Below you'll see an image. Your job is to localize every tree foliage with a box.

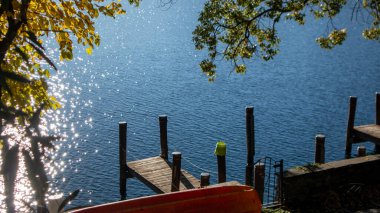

[193,0,380,80]
[0,0,139,212]
[0,0,140,116]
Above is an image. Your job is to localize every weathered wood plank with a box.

[353,124,380,144]
[127,170,163,194]
[127,156,164,166]
[127,156,200,193]
[130,165,171,174]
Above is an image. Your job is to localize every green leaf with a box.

[14,46,30,65]
[0,76,13,96]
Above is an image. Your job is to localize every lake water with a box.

[42,0,380,208]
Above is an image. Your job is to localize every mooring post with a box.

[159,115,168,160]
[215,141,226,183]
[376,92,380,125]
[274,159,284,205]
[279,160,284,205]
[315,134,325,164]
[171,152,182,192]
[376,92,380,153]
[119,121,127,200]
[254,163,265,203]
[200,172,210,188]
[357,146,366,157]
[345,96,357,158]
[245,106,254,186]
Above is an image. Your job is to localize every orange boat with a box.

[73,185,261,213]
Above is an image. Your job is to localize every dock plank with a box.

[353,124,380,144]
[127,156,200,194]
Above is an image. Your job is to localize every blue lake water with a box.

[47,0,380,208]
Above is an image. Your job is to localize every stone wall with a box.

[283,155,380,212]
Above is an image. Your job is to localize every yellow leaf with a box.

[86,47,93,55]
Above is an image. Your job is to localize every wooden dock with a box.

[118,111,258,201]
[353,124,380,144]
[119,115,207,199]
[346,92,380,157]
[127,156,200,194]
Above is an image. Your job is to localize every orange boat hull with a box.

[73,185,261,213]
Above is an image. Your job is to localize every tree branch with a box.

[0,0,31,64]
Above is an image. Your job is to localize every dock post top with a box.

[159,115,168,119]
[255,162,265,168]
[357,146,366,157]
[119,121,127,125]
[172,151,181,156]
[246,106,254,113]
[201,172,210,177]
[349,96,357,100]
[200,173,210,187]
[316,134,325,140]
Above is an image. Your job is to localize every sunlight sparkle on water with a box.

[1,54,94,211]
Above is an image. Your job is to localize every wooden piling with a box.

[254,163,265,203]
[200,173,210,188]
[245,106,254,186]
[376,92,380,153]
[215,142,226,183]
[159,115,168,160]
[357,146,366,157]
[171,152,182,192]
[376,92,380,125]
[315,134,325,164]
[278,160,284,205]
[345,96,357,158]
[119,122,127,200]
[275,160,284,205]
[217,156,226,183]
